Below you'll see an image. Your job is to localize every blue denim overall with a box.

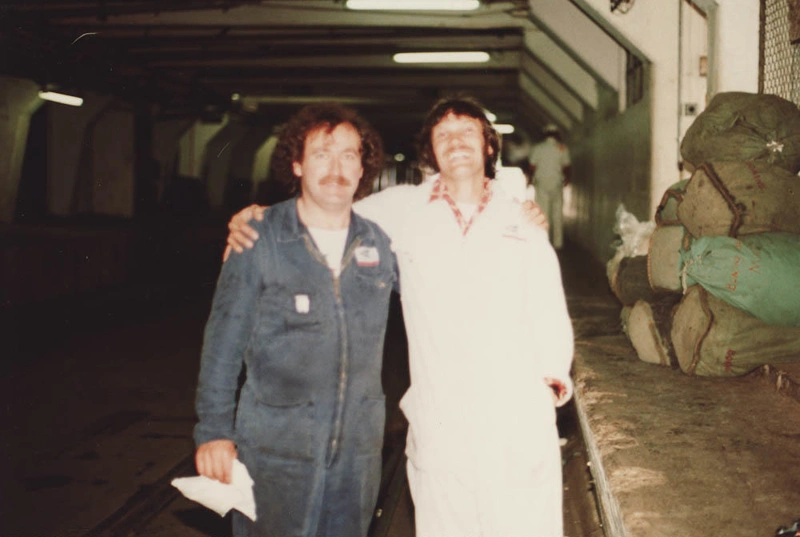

[194,198,397,537]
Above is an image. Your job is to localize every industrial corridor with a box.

[1,2,799,536]
[2,229,798,537]
[0,234,604,537]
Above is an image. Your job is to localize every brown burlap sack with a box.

[680,92,800,173]
[647,224,690,292]
[610,255,659,306]
[654,179,689,226]
[671,285,800,377]
[627,295,681,367]
[620,304,633,333]
[677,161,800,238]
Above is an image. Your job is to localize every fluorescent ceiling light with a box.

[38,91,83,107]
[494,123,515,134]
[347,0,480,10]
[393,51,490,64]
[484,110,497,122]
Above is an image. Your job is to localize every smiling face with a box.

[430,112,493,183]
[292,122,364,214]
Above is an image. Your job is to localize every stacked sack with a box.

[612,92,800,377]
[607,205,681,369]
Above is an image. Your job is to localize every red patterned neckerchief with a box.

[428,176,493,235]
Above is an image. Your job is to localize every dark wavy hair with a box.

[416,95,501,179]
[272,103,384,201]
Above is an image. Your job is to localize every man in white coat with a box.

[226,97,574,537]
[528,123,571,250]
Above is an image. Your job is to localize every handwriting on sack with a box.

[724,349,736,372]
[724,250,761,293]
[726,255,742,292]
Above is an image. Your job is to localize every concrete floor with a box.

[2,238,797,537]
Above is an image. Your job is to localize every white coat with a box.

[355,179,574,536]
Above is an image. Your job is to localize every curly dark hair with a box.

[271,103,384,201]
[416,94,501,179]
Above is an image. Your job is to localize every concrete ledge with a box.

[574,334,800,537]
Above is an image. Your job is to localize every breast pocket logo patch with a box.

[502,224,526,242]
[354,246,380,267]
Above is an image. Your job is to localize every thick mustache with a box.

[320,175,352,186]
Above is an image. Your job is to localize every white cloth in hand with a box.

[171,458,256,521]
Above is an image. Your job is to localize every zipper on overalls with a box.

[319,236,362,467]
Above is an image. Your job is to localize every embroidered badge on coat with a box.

[354,246,380,266]
[502,224,527,242]
[294,294,310,314]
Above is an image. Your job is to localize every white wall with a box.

[177,118,228,178]
[48,94,112,215]
[0,77,41,223]
[523,30,600,110]
[153,117,194,197]
[530,1,623,91]
[579,1,684,218]
[91,107,135,217]
[569,94,652,261]
[202,121,249,209]
[1,81,142,220]
[525,1,687,260]
[678,2,710,144]
[708,0,760,95]
[563,0,758,262]
[253,134,278,190]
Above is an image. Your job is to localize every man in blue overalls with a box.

[193,103,397,537]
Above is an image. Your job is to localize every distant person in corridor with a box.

[226,96,574,537]
[194,102,397,537]
[529,123,571,250]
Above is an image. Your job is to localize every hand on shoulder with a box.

[223,204,268,261]
[521,200,548,231]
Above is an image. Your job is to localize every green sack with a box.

[680,92,800,173]
[681,233,800,326]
